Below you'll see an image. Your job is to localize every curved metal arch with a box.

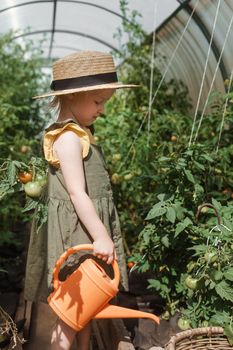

[0,0,127,21]
[12,29,119,53]
[0,0,128,58]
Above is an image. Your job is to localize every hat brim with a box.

[33,82,140,99]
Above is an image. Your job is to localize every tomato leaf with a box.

[194,183,204,194]
[148,279,160,290]
[161,234,169,248]
[157,193,166,201]
[215,281,233,301]
[166,207,176,223]
[211,198,221,210]
[224,324,233,346]
[224,268,233,282]
[201,154,214,162]
[22,198,38,212]
[184,169,195,183]
[7,161,17,186]
[145,202,166,220]
[175,217,192,237]
[193,160,205,171]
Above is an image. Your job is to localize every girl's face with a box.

[68,89,116,126]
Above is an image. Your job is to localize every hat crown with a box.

[53,51,116,81]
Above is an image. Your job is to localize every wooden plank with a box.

[22,300,32,341]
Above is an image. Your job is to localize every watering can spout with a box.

[94,304,160,325]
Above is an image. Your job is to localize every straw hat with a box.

[33,51,139,98]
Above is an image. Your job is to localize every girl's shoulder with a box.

[43,119,90,166]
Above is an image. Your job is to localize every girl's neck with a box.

[57,102,76,123]
[56,114,87,131]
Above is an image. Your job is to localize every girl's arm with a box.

[53,130,115,264]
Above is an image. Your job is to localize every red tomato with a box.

[127,262,135,269]
[18,171,32,184]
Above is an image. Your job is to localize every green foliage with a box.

[0,31,48,281]
[95,0,193,247]
[94,0,233,343]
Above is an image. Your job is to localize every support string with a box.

[188,0,221,147]
[193,10,233,143]
[147,0,158,147]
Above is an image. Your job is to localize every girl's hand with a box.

[93,236,116,264]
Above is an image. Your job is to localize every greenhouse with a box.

[0,1,233,350]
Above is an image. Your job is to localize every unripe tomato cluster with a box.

[18,170,47,198]
[204,251,217,263]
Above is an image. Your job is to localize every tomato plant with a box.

[93,2,233,343]
[0,30,49,292]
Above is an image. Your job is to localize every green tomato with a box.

[112,153,121,161]
[187,261,196,273]
[111,173,121,184]
[24,181,43,198]
[162,310,170,320]
[124,173,134,180]
[201,320,209,327]
[185,275,198,290]
[178,318,191,330]
[204,252,217,263]
[36,173,48,186]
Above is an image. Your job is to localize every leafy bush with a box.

[0,31,48,290]
[95,0,233,343]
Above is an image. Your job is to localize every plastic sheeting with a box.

[1,1,233,110]
[155,0,233,110]
[0,0,179,59]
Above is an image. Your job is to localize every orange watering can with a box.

[48,244,160,331]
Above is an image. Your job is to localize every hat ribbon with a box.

[50,72,118,91]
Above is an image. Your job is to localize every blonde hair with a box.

[48,95,63,114]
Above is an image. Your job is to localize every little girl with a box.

[24,51,138,349]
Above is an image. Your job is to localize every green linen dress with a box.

[24,120,128,303]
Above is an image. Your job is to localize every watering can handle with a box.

[52,244,120,290]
